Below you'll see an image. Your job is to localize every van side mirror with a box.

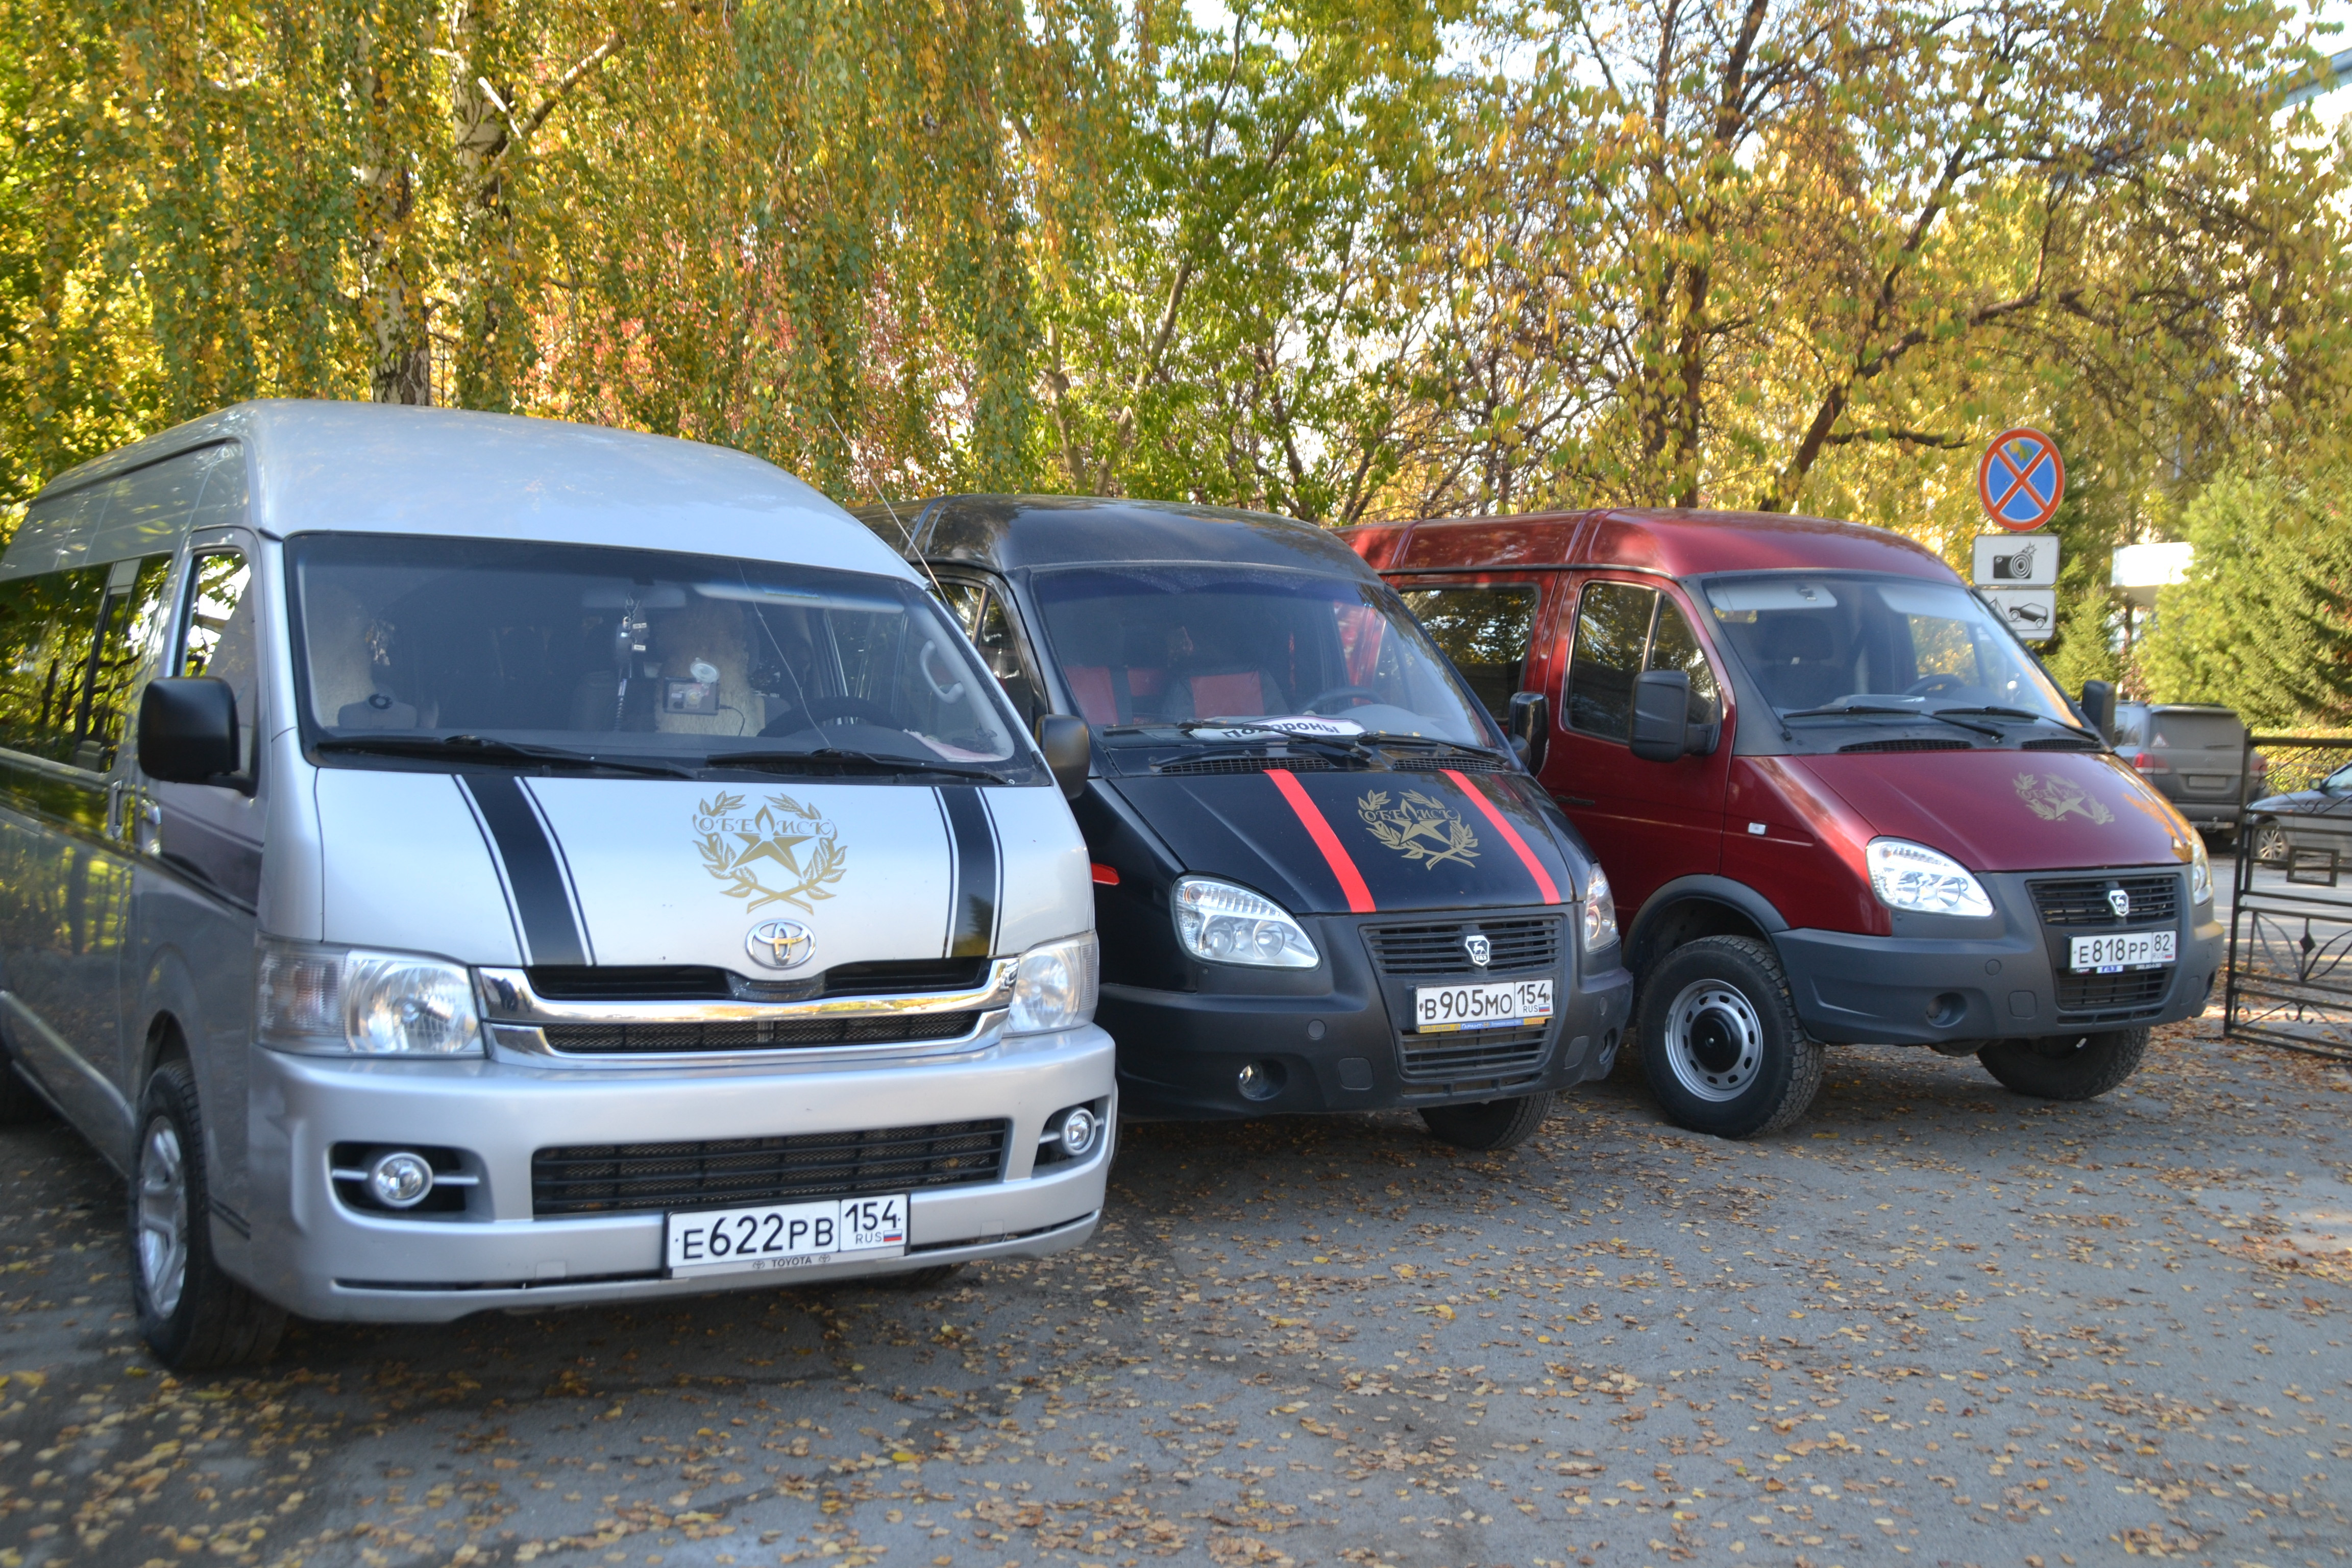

[138,677,241,785]
[1630,669,1697,763]
[2079,679,2117,741]
[1507,693,1549,772]
[1035,714,1091,800]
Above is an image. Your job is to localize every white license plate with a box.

[1412,978,1554,1034]
[2069,930,2177,974]
[665,1194,907,1278]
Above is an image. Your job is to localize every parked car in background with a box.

[2244,762,2352,868]
[853,495,1634,1152]
[2110,702,2255,846]
[1345,508,2223,1138]
[0,402,1115,1369]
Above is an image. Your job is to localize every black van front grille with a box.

[2054,968,2172,1017]
[539,1012,976,1055]
[532,1120,1009,1217]
[1398,1027,1550,1083]
[2029,875,2180,928]
[1364,917,1562,977]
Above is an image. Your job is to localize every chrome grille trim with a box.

[477,958,1018,1025]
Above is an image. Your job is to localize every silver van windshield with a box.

[287,534,1020,771]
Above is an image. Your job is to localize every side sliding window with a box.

[74,556,175,772]
[0,567,110,765]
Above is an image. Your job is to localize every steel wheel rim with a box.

[1663,979,1764,1102]
[137,1116,188,1318]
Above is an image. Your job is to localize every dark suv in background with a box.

[2111,702,2253,846]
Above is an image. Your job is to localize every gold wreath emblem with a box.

[2012,772,2113,825]
[693,791,848,912]
[1357,788,1480,870]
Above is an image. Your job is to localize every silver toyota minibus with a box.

[0,401,1114,1367]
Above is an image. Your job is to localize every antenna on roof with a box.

[819,406,949,603]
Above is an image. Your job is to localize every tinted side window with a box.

[1399,585,1539,722]
[178,552,258,774]
[1565,581,1656,741]
[1647,597,1722,726]
[0,567,110,763]
[76,557,175,771]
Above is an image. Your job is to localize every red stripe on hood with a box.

[1267,769,1376,913]
[1447,770,1561,904]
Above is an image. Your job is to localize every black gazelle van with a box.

[855,496,1632,1149]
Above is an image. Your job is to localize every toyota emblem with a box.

[2107,888,2130,921]
[1463,933,1492,968]
[746,919,816,970]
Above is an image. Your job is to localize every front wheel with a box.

[2251,819,2287,864]
[130,1061,286,1370]
[1977,1027,2148,1101]
[1637,936,1823,1138]
[1420,1092,1553,1150]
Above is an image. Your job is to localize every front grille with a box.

[531,1119,1009,1217]
[1364,916,1563,976]
[539,1011,977,1055]
[2029,874,2180,928]
[1398,1026,1550,1083]
[1837,738,1971,753]
[2054,968,2171,1016]
[1156,754,1335,776]
[527,957,988,1003]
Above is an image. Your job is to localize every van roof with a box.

[1344,507,1955,581]
[851,494,1385,579]
[18,399,912,582]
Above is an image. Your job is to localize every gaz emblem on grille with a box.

[2108,888,2131,920]
[1463,933,1492,967]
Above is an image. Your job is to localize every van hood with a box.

[1108,764,1584,916]
[1796,748,2196,872]
[313,770,1089,972]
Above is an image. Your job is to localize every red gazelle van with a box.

[1344,509,2222,1138]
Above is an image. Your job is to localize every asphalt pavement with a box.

[4,1004,2349,1568]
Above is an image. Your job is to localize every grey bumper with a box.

[236,1023,1116,1321]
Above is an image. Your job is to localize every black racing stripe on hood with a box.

[938,787,1001,959]
[459,773,589,966]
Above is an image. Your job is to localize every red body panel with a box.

[1801,750,2193,875]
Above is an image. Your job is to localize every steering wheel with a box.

[1303,684,1381,715]
[917,640,966,703]
[1903,672,1969,698]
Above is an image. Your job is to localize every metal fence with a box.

[2223,734,2352,1061]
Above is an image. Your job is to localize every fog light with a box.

[1236,1061,1284,1101]
[368,1150,435,1209]
[1058,1107,1099,1158]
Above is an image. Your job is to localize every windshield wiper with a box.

[1779,704,2004,739]
[704,746,1009,783]
[313,734,697,778]
[1932,705,2099,736]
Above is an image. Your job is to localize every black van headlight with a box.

[1173,876,1320,968]
[1582,867,1619,951]
[257,940,485,1057]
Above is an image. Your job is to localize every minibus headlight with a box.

[1007,933,1100,1035]
[2190,834,2213,905]
[257,940,485,1057]
[1582,867,1619,951]
[1865,838,1994,918]
[1173,876,1320,968]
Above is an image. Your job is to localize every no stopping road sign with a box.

[1978,428,2065,531]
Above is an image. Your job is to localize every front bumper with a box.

[1774,868,2222,1047]
[1103,905,1632,1119]
[236,1023,1116,1321]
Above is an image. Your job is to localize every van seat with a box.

[1064,665,1119,726]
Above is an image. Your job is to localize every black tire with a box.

[879,1263,964,1291]
[130,1061,286,1370]
[1636,935,1823,1139]
[1977,1027,2149,1101]
[2251,819,2287,864]
[1420,1092,1553,1151]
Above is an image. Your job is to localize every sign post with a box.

[1973,429,2064,641]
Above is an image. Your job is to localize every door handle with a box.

[1565,796,1597,808]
